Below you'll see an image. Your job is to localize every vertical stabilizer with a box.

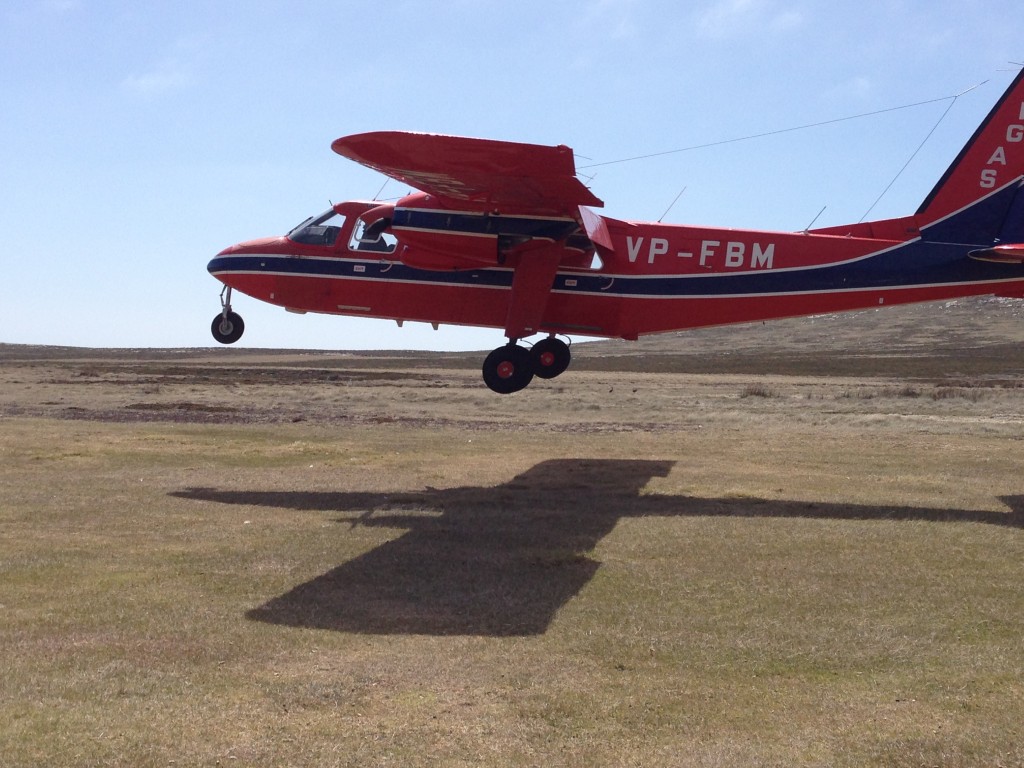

[916,69,1024,235]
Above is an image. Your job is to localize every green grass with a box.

[3,414,1024,766]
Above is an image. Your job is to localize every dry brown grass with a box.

[3,325,1024,766]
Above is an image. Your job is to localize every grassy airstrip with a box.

[3,301,1024,766]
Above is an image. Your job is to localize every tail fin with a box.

[916,69,1024,244]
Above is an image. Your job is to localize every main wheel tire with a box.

[482,345,535,394]
[211,311,245,344]
[531,337,571,379]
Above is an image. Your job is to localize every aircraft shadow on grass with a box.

[172,459,1024,637]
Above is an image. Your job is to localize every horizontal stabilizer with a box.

[968,243,1024,263]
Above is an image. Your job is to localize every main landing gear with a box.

[482,336,571,394]
[211,286,244,344]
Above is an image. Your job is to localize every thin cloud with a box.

[696,0,803,40]
[41,0,81,12]
[769,9,803,33]
[121,61,190,97]
[583,0,641,40]
[834,76,874,100]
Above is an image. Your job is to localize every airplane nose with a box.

[207,245,235,276]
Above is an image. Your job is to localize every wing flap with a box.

[332,131,603,213]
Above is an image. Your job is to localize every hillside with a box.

[4,295,1024,379]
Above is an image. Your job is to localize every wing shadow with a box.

[171,459,1024,637]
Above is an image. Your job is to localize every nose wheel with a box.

[211,312,244,344]
[211,286,245,344]
[482,336,571,393]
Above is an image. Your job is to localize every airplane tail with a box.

[914,68,1024,246]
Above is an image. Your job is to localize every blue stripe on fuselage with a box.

[920,180,1022,245]
[391,208,580,241]
[207,255,515,289]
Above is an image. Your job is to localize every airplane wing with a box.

[331,131,603,213]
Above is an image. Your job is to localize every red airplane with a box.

[209,69,1024,393]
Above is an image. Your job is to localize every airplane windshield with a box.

[287,209,345,246]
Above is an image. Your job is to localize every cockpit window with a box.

[349,215,397,254]
[287,209,345,246]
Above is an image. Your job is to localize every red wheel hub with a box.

[496,360,516,379]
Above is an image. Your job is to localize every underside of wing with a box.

[332,131,603,214]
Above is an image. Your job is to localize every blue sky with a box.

[2,0,1021,350]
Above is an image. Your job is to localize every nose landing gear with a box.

[211,286,245,344]
[481,336,571,394]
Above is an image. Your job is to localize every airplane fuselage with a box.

[209,190,1024,342]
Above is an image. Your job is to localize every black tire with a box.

[482,345,534,394]
[211,311,244,344]
[531,337,571,379]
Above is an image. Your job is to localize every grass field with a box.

[3,303,1024,766]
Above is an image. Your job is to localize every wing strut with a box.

[503,250,562,340]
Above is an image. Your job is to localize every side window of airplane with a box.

[349,216,397,254]
[563,232,604,271]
